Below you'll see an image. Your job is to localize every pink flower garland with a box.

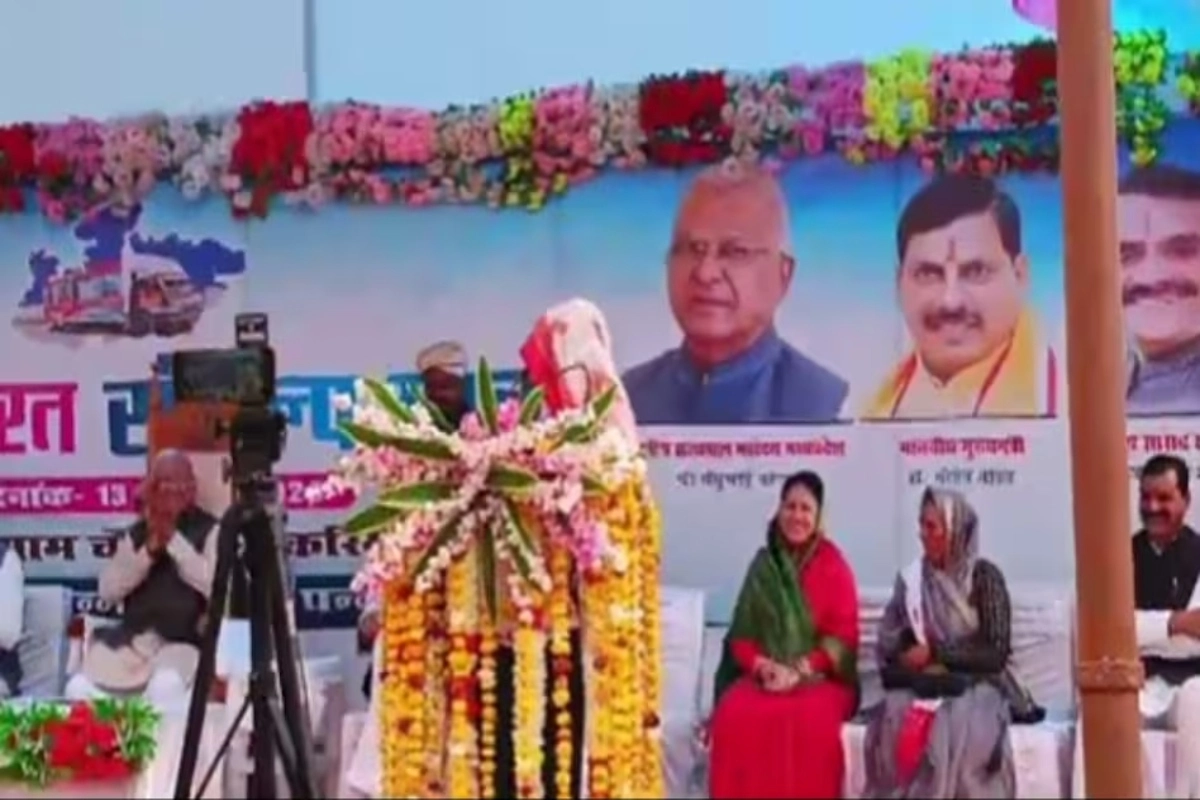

[0,31,1188,221]
[533,85,599,188]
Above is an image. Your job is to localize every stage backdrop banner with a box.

[7,122,1200,623]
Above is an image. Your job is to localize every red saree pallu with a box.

[708,535,860,799]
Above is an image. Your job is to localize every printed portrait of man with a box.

[1120,164,1200,415]
[861,174,1057,420]
[621,162,848,425]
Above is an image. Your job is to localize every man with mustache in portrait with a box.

[622,162,848,424]
[1120,165,1200,415]
[862,175,1057,420]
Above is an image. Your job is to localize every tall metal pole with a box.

[1055,0,1144,795]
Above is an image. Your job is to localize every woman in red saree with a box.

[709,470,861,799]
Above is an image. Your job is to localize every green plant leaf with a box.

[340,421,456,461]
[379,480,458,508]
[479,526,501,625]
[363,376,418,425]
[344,504,404,536]
[476,356,500,433]
[500,497,542,569]
[415,386,456,432]
[519,386,545,424]
[552,421,596,449]
[412,513,465,583]
[486,464,538,492]
[388,436,456,461]
[581,472,607,496]
[589,383,618,423]
[339,420,393,448]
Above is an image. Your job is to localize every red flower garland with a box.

[44,703,133,782]
[0,124,36,213]
[1011,40,1059,127]
[228,101,315,218]
[638,71,731,167]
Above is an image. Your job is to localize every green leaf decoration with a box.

[476,356,500,433]
[501,497,543,569]
[379,480,458,508]
[363,377,418,425]
[344,504,404,536]
[581,472,607,496]
[412,513,465,583]
[552,421,597,450]
[479,526,501,624]
[339,420,392,448]
[589,383,618,423]
[389,436,456,461]
[415,386,456,432]
[340,421,455,461]
[501,530,536,585]
[519,386,545,424]
[486,464,538,492]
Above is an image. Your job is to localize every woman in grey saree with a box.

[863,487,1044,799]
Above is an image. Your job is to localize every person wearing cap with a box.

[416,340,471,428]
[355,339,471,703]
[622,163,848,424]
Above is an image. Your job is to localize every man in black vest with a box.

[1132,453,1200,795]
[65,450,217,709]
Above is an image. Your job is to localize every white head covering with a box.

[416,340,467,375]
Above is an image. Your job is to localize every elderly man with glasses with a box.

[65,449,217,709]
[621,162,847,425]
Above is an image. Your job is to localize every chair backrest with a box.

[856,583,1077,716]
[698,583,1077,719]
[659,586,707,723]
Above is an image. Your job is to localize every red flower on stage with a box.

[1011,40,1058,127]
[0,123,36,213]
[638,71,731,167]
[228,100,315,218]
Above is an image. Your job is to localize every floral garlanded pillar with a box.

[320,359,664,800]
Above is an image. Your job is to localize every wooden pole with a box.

[1055,0,1145,796]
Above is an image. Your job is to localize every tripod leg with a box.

[265,538,319,799]
[246,530,279,800]
[173,511,239,800]
[266,699,304,796]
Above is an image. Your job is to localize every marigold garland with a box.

[9,29,1197,222]
[327,360,664,799]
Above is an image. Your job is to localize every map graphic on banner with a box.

[5,124,1200,625]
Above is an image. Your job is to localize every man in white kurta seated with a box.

[0,540,25,698]
[66,450,219,710]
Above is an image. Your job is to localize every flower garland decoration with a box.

[0,699,159,786]
[1010,38,1058,128]
[380,581,425,798]
[320,358,663,799]
[5,30,1200,222]
[638,71,731,167]
[1178,53,1200,113]
[862,49,934,154]
[224,101,314,218]
[1114,30,1170,166]
[0,124,36,213]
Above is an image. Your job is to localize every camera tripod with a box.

[172,496,318,799]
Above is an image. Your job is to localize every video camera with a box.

[171,313,287,483]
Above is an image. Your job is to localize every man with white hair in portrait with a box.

[66,449,218,709]
[622,162,848,424]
